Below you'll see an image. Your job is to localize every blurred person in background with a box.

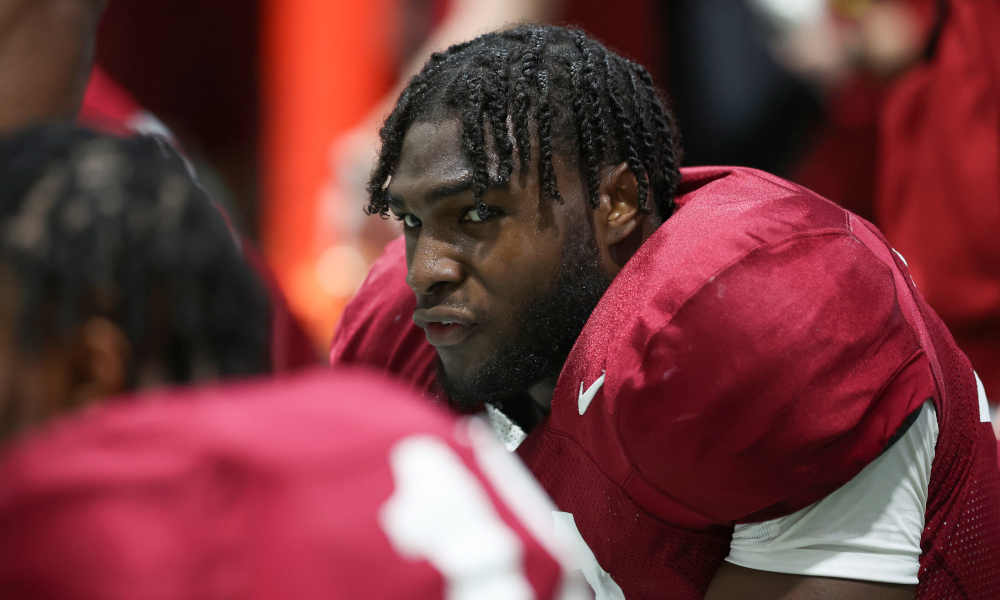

[778,0,932,222]
[332,24,1000,600]
[666,0,1000,404]
[0,368,589,600]
[874,0,1000,408]
[668,0,932,217]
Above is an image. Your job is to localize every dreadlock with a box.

[366,24,683,221]
[0,125,270,391]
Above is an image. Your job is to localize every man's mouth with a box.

[413,307,477,348]
[423,321,476,347]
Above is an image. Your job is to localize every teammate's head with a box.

[367,25,682,414]
[0,125,269,439]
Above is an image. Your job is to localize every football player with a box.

[0,124,273,439]
[331,25,1000,599]
[0,367,587,600]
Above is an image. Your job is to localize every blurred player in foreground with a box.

[0,368,586,600]
[0,125,269,438]
[331,25,1000,600]
[0,5,589,598]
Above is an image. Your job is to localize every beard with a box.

[437,218,613,417]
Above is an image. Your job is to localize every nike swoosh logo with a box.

[578,372,606,416]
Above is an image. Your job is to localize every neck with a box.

[499,387,550,433]
[528,375,558,412]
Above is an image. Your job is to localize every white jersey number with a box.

[380,435,535,600]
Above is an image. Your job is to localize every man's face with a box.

[386,119,611,409]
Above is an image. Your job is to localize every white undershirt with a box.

[727,401,938,585]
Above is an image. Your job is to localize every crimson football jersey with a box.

[331,166,1000,599]
[0,370,581,600]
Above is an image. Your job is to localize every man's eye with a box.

[461,207,497,223]
[398,214,421,228]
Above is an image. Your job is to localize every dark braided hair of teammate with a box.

[366,25,683,221]
[0,125,270,390]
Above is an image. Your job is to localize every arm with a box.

[0,0,107,133]
[706,563,915,600]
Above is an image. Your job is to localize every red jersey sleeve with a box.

[616,231,935,524]
[539,168,941,530]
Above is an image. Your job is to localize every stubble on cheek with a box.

[435,307,512,383]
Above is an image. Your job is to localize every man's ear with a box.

[594,162,643,271]
[600,162,641,244]
[68,316,131,409]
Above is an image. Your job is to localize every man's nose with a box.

[406,235,464,296]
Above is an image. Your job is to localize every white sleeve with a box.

[726,401,938,585]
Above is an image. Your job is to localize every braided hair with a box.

[0,125,269,386]
[366,24,683,222]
